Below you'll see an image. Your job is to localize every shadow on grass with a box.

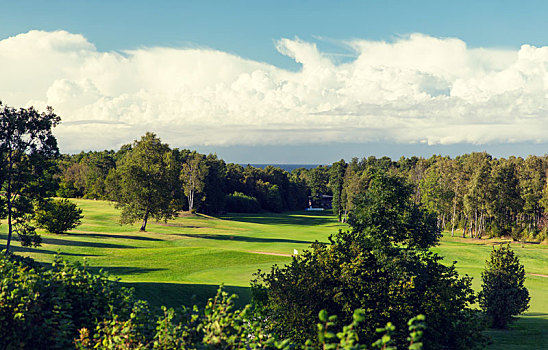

[75,233,164,242]
[88,266,166,276]
[176,233,313,244]
[156,223,201,229]
[219,211,335,226]
[41,237,135,249]
[125,282,251,310]
[5,244,102,257]
[484,313,548,349]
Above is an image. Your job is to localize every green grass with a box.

[1,199,547,349]
[0,199,343,306]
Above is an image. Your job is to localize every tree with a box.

[0,103,60,253]
[307,166,330,203]
[109,133,178,231]
[180,152,208,212]
[35,199,83,234]
[329,159,347,222]
[488,160,523,237]
[478,245,530,328]
[253,170,484,349]
[200,154,227,214]
[348,171,441,250]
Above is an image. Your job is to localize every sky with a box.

[2,1,548,163]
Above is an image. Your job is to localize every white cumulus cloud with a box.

[1,30,548,152]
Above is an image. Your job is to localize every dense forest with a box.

[55,136,309,215]
[54,135,548,242]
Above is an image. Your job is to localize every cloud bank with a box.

[1,30,548,152]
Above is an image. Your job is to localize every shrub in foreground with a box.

[251,172,485,349]
[1,254,428,349]
[0,252,137,349]
[252,233,485,350]
[75,290,427,349]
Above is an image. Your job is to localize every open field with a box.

[1,199,547,349]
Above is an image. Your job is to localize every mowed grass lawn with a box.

[1,199,547,349]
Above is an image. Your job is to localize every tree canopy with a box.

[0,103,60,253]
[252,169,483,349]
[478,245,530,328]
[108,132,178,231]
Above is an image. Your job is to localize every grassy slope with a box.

[1,199,547,349]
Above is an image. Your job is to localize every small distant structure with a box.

[293,249,299,255]
[306,195,332,211]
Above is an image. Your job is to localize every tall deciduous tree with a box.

[348,171,440,249]
[110,133,177,231]
[181,152,208,211]
[329,159,347,222]
[0,103,60,253]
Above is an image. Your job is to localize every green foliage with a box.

[0,251,429,349]
[225,192,261,213]
[252,170,484,349]
[0,252,137,349]
[307,165,331,202]
[56,151,117,200]
[199,154,227,214]
[0,103,60,252]
[75,285,427,350]
[329,159,347,222]
[35,198,84,234]
[478,245,530,328]
[251,232,483,349]
[108,133,179,231]
[348,171,441,249]
[180,152,208,211]
[266,184,283,213]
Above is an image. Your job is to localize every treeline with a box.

[326,153,548,241]
[52,133,548,241]
[54,134,309,214]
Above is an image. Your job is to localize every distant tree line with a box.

[54,133,310,217]
[50,132,548,241]
[326,153,548,242]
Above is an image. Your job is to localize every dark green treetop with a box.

[109,132,178,231]
[478,244,530,328]
[0,103,60,253]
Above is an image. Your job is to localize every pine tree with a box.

[478,245,530,328]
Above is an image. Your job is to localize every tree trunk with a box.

[140,209,149,231]
[5,196,12,254]
[474,210,478,238]
[188,189,194,211]
[4,147,13,255]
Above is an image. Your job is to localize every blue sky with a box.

[3,1,547,66]
[2,1,548,162]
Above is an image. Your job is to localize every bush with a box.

[225,192,261,213]
[252,172,485,349]
[0,253,138,349]
[251,232,484,349]
[1,254,428,349]
[478,244,530,328]
[76,288,427,349]
[35,198,84,234]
